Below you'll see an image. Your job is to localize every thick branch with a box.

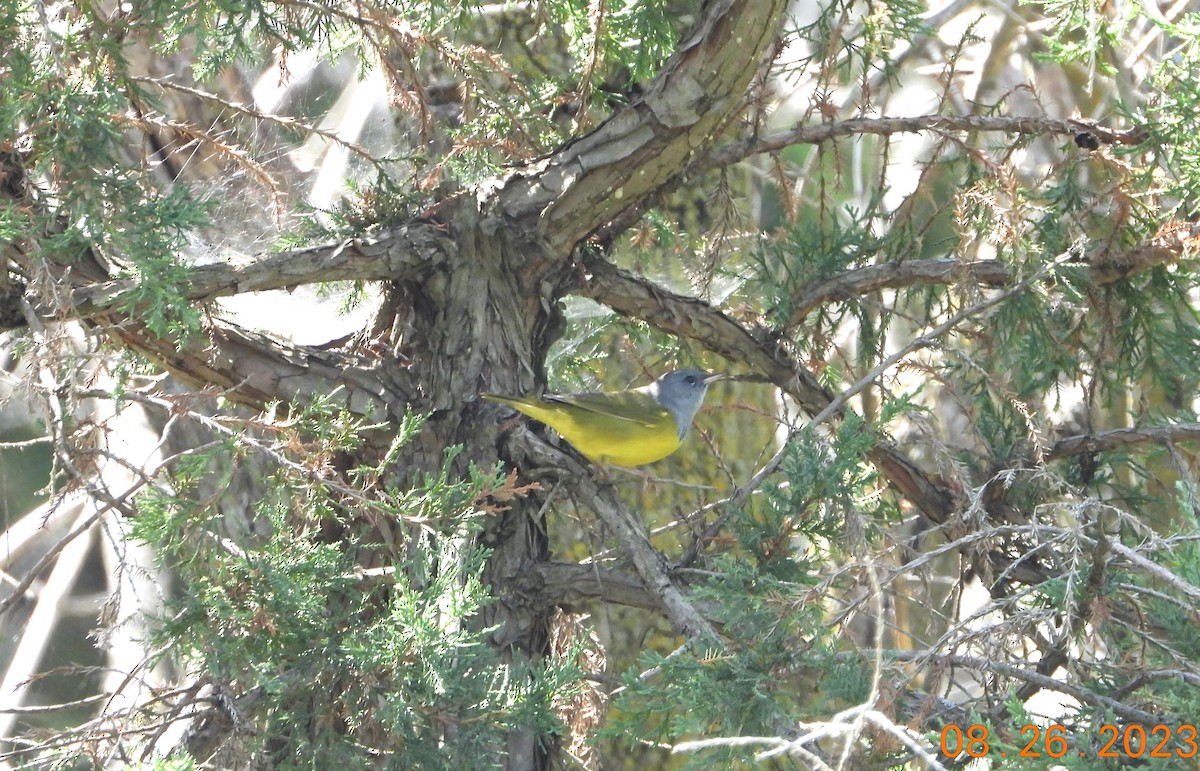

[1048,423,1200,461]
[66,222,449,322]
[497,0,788,254]
[578,255,958,522]
[102,317,413,417]
[579,256,833,413]
[790,259,1013,321]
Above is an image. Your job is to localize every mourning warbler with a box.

[483,369,725,466]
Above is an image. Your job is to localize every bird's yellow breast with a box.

[484,393,683,466]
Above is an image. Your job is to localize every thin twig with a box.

[130,76,382,165]
[706,114,1147,171]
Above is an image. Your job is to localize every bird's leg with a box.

[607,464,659,493]
[589,461,614,483]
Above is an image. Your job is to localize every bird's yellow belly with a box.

[484,393,685,466]
[558,421,682,466]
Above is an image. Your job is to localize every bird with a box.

[482,369,725,467]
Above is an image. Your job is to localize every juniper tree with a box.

[3,0,1200,769]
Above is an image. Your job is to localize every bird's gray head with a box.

[649,369,725,438]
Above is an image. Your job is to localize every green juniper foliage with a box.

[132,424,573,769]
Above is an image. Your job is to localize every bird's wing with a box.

[545,390,664,427]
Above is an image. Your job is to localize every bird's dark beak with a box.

[702,372,727,385]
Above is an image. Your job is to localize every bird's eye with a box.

[685,375,697,384]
